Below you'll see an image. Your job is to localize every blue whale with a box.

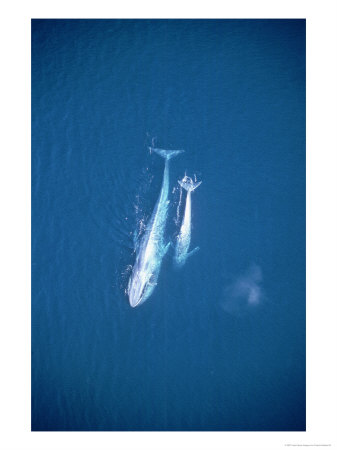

[128,147,184,307]
[174,175,202,268]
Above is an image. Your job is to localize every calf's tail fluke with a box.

[178,175,202,192]
[150,147,184,160]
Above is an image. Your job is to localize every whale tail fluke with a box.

[178,175,202,192]
[150,147,184,161]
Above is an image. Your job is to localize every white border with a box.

[0,1,336,449]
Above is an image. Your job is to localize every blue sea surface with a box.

[31,19,306,431]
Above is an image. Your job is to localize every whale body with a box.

[128,147,183,308]
[174,175,201,268]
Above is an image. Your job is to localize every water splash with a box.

[174,184,183,226]
[222,264,264,316]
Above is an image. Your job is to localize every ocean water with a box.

[31,19,306,431]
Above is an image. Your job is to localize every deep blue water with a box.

[31,19,306,431]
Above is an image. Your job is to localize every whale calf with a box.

[174,175,202,268]
[128,147,184,307]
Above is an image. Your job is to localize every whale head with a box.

[128,271,150,308]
